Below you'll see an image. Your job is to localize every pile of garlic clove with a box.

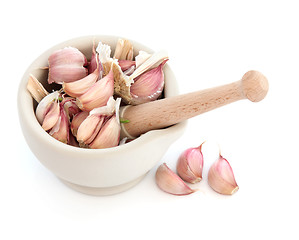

[155,142,239,196]
[27,38,169,149]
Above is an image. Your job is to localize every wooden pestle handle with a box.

[120,70,269,138]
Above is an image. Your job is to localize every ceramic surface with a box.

[17,35,187,195]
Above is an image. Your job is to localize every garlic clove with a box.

[208,154,239,195]
[36,91,60,124]
[70,111,89,137]
[89,115,121,149]
[130,60,167,105]
[49,104,69,144]
[76,68,114,111]
[41,100,60,131]
[155,163,196,196]
[176,142,204,183]
[48,47,88,84]
[77,114,105,146]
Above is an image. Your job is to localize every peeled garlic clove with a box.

[155,163,196,196]
[70,111,89,137]
[36,91,60,124]
[49,105,69,144]
[48,47,88,84]
[130,60,167,105]
[89,115,121,149]
[41,100,60,131]
[76,68,114,111]
[177,142,204,183]
[208,154,239,195]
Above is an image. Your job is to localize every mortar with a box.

[17,35,187,195]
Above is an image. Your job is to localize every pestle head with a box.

[241,70,269,102]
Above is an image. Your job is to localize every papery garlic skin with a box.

[155,163,196,196]
[130,60,167,105]
[76,68,114,111]
[177,143,204,183]
[48,47,88,84]
[89,115,121,149]
[208,155,239,195]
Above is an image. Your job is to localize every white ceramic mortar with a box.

[17,35,187,195]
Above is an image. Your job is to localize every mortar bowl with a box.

[17,35,187,196]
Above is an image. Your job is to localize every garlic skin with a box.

[155,163,196,196]
[130,60,167,105]
[208,155,239,195]
[48,47,88,84]
[76,68,114,111]
[176,142,204,183]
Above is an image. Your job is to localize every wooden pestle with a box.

[120,70,269,139]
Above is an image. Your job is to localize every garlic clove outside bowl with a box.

[17,35,187,196]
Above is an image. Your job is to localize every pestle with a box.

[120,70,269,139]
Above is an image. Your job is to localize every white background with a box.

[2,0,299,239]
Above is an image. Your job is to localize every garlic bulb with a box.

[208,154,239,195]
[176,142,204,183]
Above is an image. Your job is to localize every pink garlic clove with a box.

[36,91,60,124]
[130,60,167,105]
[41,100,60,131]
[70,111,89,137]
[49,104,69,144]
[77,114,105,146]
[76,68,114,111]
[208,154,239,195]
[155,163,196,196]
[176,142,204,183]
[48,47,88,84]
[89,115,121,149]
